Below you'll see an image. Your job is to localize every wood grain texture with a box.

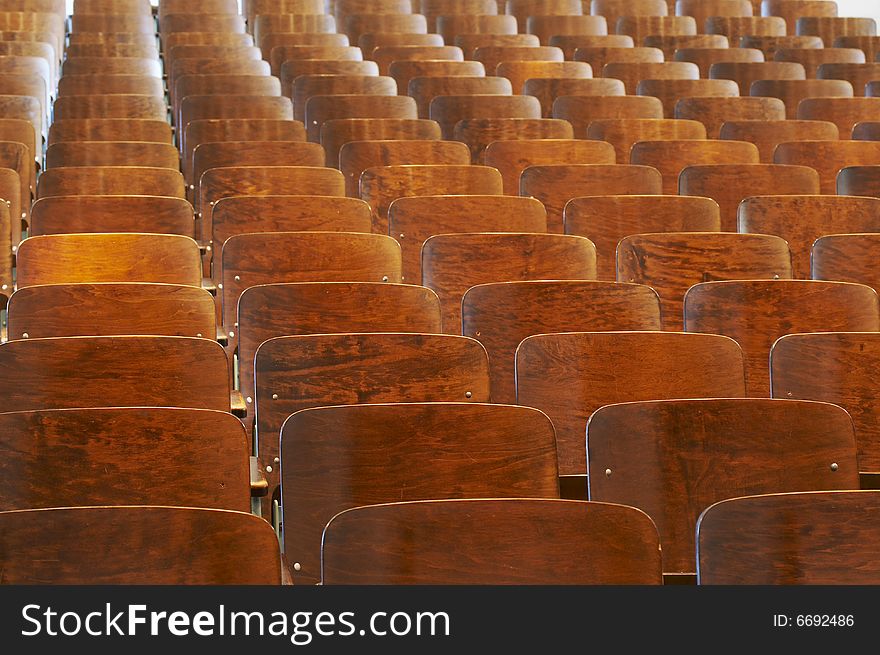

[49,118,172,146]
[797,97,880,138]
[221,231,402,330]
[551,95,664,136]
[16,234,201,287]
[371,45,463,76]
[684,280,880,396]
[526,15,607,45]
[484,139,615,196]
[281,61,379,100]
[344,14,427,46]
[0,167,19,249]
[237,282,441,408]
[516,331,746,475]
[72,31,167,46]
[247,0,324,24]
[698,491,880,584]
[263,34,350,64]
[617,232,792,330]
[422,232,597,332]
[0,118,35,172]
[0,202,10,289]
[854,121,880,138]
[160,13,245,34]
[588,398,859,574]
[838,165,880,196]
[495,61,592,98]
[818,63,880,97]
[270,44,363,77]
[305,94,417,143]
[282,402,557,584]
[644,34,727,58]
[762,0,837,34]
[835,35,880,63]
[588,118,707,161]
[0,407,248,511]
[62,57,161,78]
[360,164,502,233]
[0,13,63,55]
[321,118,441,172]
[0,336,230,412]
[602,61,699,95]
[65,43,159,59]
[160,0,237,14]
[170,60,270,92]
[718,119,839,162]
[524,77,625,118]
[164,32,253,50]
[564,195,721,280]
[445,19,521,47]
[505,0,581,28]
[617,15,695,45]
[740,35,823,59]
[255,334,491,520]
[429,94,541,139]
[709,61,806,99]
[389,59,485,98]
[679,163,819,231]
[388,195,547,282]
[772,332,880,472]
[739,196,880,279]
[46,142,179,170]
[572,46,663,78]
[358,33,443,54]
[421,0,498,29]
[29,196,193,237]
[174,74,281,126]
[37,166,185,200]
[751,79,854,119]
[409,75,511,119]
[673,46,764,78]
[812,233,880,304]
[630,139,758,194]
[795,16,876,45]
[53,94,166,121]
[635,78,738,119]
[520,164,663,232]
[199,166,344,242]
[674,97,785,137]
[473,45,563,76]
[58,74,164,97]
[454,117,574,162]
[548,34,632,59]
[463,280,660,406]
[0,96,41,155]
[254,15,337,50]
[338,140,469,196]
[7,283,215,339]
[776,47,865,79]
[676,0,752,28]
[322,498,662,584]
[292,74,396,122]
[180,97,293,140]
[0,140,29,217]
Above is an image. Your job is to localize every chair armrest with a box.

[230,390,247,418]
[250,456,269,497]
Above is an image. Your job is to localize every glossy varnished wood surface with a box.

[495,60,592,97]
[520,164,663,232]
[812,233,880,301]
[48,118,173,146]
[588,398,859,574]
[282,402,558,584]
[0,506,280,584]
[588,119,707,161]
[453,117,574,162]
[0,407,249,511]
[552,95,664,136]
[304,94,417,143]
[818,63,880,97]
[429,94,541,139]
[524,77,625,118]
[674,46,764,78]
[616,14,696,44]
[795,16,876,47]
[797,97,880,138]
[7,283,215,339]
[37,166,185,200]
[516,331,746,475]
[572,46,663,79]
[684,280,880,396]
[30,196,194,237]
[46,141,180,170]
[617,232,792,330]
[674,96,786,137]
[320,118,442,171]
[740,34,823,59]
[322,499,662,585]
[53,94,167,121]
[635,78,738,119]
[371,45,464,76]
[292,74,397,122]
[718,119,839,162]
[709,61,806,95]
[698,491,880,584]
[409,75,511,119]
[0,336,230,412]
[180,96,293,139]
[837,164,880,196]
[630,139,758,194]
[463,280,661,406]
[603,61,700,95]
[174,74,281,125]
[751,79,854,120]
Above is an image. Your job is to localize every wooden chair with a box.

[674,47,764,78]
[63,56,161,78]
[441,16,518,45]
[552,95,663,135]
[798,98,880,138]
[676,0,752,31]
[174,74,282,127]
[762,0,837,35]
[616,16,695,46]
[709,61,806,96]
[48,118,171,147]
[684,280,880,395]
[811,233,880,314]
[322,498,662,584]
[421,232,596,331]
[245,0,324,25]
[774,141,880,194]
[838,165,880,196]
[603,61,700,95]
[834,35,880,63]
[750,79,854,119]
[588,398,859,578]
[429,94,541,139]
[706,15,785,44]
[77,0,152,12]
[45,142,179,170]
[631,140,758,195]
[0,506,280,584]
[644,34,728,59]
[483,139,615,196]
[740,35,824,59]
[587,118,706,161]
[388,59,485,100]
[420,0,498,31]
[818,63,880,97]
[254,333,491,523]
[772,332,880,480]
[697,491,880,584]
[321,118,442,170]
[179,97,294,145]
[526,15,608,45]
[29,196,193,237]
[516,331,746,493]
[360,163,503,233]
[520,164,663,232]
[506,0,582,29]
[0,95,41,152]
[454,117,574,162]
[220,231,402,334]
[53,95,167,121]
[69,14,156,34]
[674,97,786,137]
[344,15,428,47]
[775,47,865,78]
[463,280,660,404]
[253,16,338,52]
[304,95,417,143]
[855,121,880,139]
[796,17,876,46]
[0,13,63,57]
[409,76,512,119]
[473,45,564,75]
[36,167,185,200]
[495,60,591,97]
[292,74,397,122]
[57,74,164,97]
[160,0,237,13]
[636,79,738,119]
[286,62,380,99]
[269,45,364,78]
[550,34,633,59]
[170,60,270,95]
[264,34,351,63]
[679,163,819,231]
[524,77,625,118]
[338,140,470,197]
[0,119,36,176]
[162,32,254,50]
[358,33,444,55]
[160,13,246,35]
[65,43,159,59]
[719,119,839,162]
[617,232,791,330]
[573,46,663,76]
[739,196,880,279]
[198,166,344,243]
[371,45,463,76]
[282,402,557,584]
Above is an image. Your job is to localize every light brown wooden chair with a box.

[429,93,541,138]
[409,75,512,119]
[506,0,582,31]
[36,167,185,200]
[552,94,663,135]
[775,47,866,78]
[291,75,397,122]
[675,95,785,139]
[636,78,738,118]
[587,118,706,161]
[370,44,463,76]
[45,142,179,170]
[762,0,837,35]
[706,15,785,44]
[630,139,759,194]
[797,97,880,138]
[441,15,518,45]
[304,94,417,143]
[30,196,195,237]
[739,34,824,59]
[321,117,442,170]
[389,59,485,98]
[774,140,880,194]
[676,0,753,32]
[525,77,625,117]
[453,117,574,161]
[719,119,839,161]
[616,16,694,46]
[644,34,728,59]
[573,46,663,79]
[674,46,764,78]
[709,61,806,95]
[834,35,880,62]
[526,15,608,45]
[550,33,632,59]
[474,45,564,74]
[495,60,592,95]
[57,74,164,97]
[53,95,167,121]
[818,63,880,96]
[750,78,854,119]
[796,16,876,46]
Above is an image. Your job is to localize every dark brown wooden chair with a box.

[587,119,707,161]
[774,47,865,78]
[588,398,859,578]
[304,94,417,143]
[564,195,721,281]
[674,97,786,137]
[269,45,363,78]
[388,59,485,98]
[709,61,806,98]
[48,118,172,146]
[454,117,574,162]
[69,13,156,33]
[30,196,194,237]
[463,280,660,404]
[254,15,338,52]
[603,61,699,95]
[772,332,880,479]
[552,95,663,136]
[444,17,520,46]
[255,333,491,522]
[525,14,607,46]
[630,140,758,194]
[762,0,837,35]
[421,0,498,32]
[679,163,819,231]
[573,46,662,78]
[617,232,792,330]
[322,498,662,584]
[291,74,397,122]
[0,95,42,154]
[360,163,503,233]
[57,74,164,97]
[854,121,880,139]
[812,231,880,299]
[524,77,626,118]
[705,15,785,44]
[421,232,596,331]
[818,63,880,96]
[516,331,746,495]
[550,33,632,59]
[674,47,765,78]
[698,491,880,584]
[750,78,854,119]
[520,164,663,232]
[0,118,36,174]
[371,44,463,76]
[617,16,695,46]
[676,0,752,30]
[835,35,880,62]
[174,74,281,128]
[718,119,839,162]
[45,142,179,170]
[636,79,738,119]
[321,118,443,170]
[36,167,185,200]
[180,97,294,147]
[739,34,823,59]
[796,16,876,46]
[797,97,880,138]
[495,60,591,97]
[774,141,880,194]
[429,94,541,139]
[170,60,270,96]
[739,196,880,279]
[409,76,511,120]
[684,280,880,396]
[838,164,880,196]
[506,0,582,30]
[281,401,556,584]
[53,95,167,121]
[644,34,727,59]
[0,506,281,584]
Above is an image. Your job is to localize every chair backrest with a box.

[526,15,608,45]
[838,165,880,196]
[677,0,752,28]
[697,491,880,584]
[49,118,172,146]
[775,47,865,79]
[322,498,663,584]
[321,118,443,172]
[739,195,880,278]
[429,94,542,139]
[644,33,727,58]
[292,74,397,122]
[709,61,806,96]
[674,96,786,137]
[630,139,759,194]
[797,97,880,139]
[552,94,664,136]
[587,118,707,161]
[740,34,823,59]
[454,117,574,162]
[636,78,738,119]
[549,33,633,59]
[495,60,592,96]
[29,196,194,237]
[818,63,880,97]
[370,45,463,76]
[0,407,248,511]
[812,233,880,299]
[443,17,519,45]
[602,61,699,95]
[718,119,839,161]
[588,398,859,575]
[0,336,230,412]
[36,166,185,199]
[282,402,559,584]
[388,59,484,97]
[684,280,880,395]
[409,75,512,119]
[180,96,293,140]
[762,0,837,34]
[750,78,854,120]
[617,15,693,45]
[706,15,785,43]
[524,77,626,118]
[0,506,280,584]
[572,46,663,76]
[62,56,161,77]
[304,94,417,142]
[516,331,746,479]
[674,46,764,78]
[53,95,167,121]
[58,74,164,97]
[796,16,876,44]
[46,142,179,170]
